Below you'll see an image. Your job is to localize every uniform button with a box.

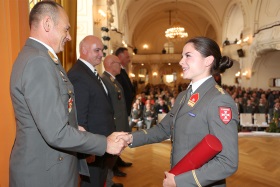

[114,117,116,120]
[58,157,63,161]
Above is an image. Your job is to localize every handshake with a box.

[78,126,133,156]
[106,132,133,155]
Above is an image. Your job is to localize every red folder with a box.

[169,134,222,176]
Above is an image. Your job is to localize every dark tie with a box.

[93,69,108,94]
[93,69,102,83]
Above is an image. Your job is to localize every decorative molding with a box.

[250,26,280,56]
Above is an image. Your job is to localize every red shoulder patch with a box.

[219,107,232,124]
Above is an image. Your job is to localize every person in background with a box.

[68,35,117,187]
[154,97,169,115]
[115,47,136,116]
[142,103,156,129]
[114,47,134,176]
[117,36,239,187]
[129,102,144,130]
[9,2,126,187]
[102,55,131,187]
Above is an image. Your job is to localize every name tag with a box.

[188,112,196,117]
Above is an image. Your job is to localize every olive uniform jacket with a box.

[101,71,130,132]
[9,39,107,187]
[130,77,239,187]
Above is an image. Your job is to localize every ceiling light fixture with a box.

[165,0,188,41]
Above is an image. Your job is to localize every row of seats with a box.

[240,113,270,130]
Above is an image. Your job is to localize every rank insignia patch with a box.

[219,107,232,124]
[188,93,199,107]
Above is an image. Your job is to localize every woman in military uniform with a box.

[118,36,239,187]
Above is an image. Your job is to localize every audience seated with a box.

[129,82,280,131]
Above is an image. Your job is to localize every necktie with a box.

[93,69,102,82]
[93,70,108,95]
[186,85,192,101]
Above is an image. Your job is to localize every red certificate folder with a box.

[169,134,222,176]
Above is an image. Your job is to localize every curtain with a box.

[0,1,30,186]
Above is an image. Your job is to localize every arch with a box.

[250,51,280,89]
[223,2,244,43]
[121,0,223,52]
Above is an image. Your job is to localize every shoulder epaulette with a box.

[215,85,225,94]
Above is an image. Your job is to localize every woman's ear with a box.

[205,56,214,67]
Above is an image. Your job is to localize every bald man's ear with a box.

[43,16,52,32]
[81,46,87,54]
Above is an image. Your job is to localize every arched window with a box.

[163,42,174,54]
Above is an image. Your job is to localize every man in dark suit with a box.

[68,35,116,187]
[102,55,131,187]
[9,2,126,187]
[115,47,136,116]
[114,47,135,176]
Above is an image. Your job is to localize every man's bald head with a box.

[79,35,104,66]
[103,55,122,76]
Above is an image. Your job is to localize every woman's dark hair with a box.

[186,36,233,74]
[29,1,62,29]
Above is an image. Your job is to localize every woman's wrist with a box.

[128,132,133,145]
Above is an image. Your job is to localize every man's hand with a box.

[106,132,128,155]
[116,133,133,145]
[78,125,86,131]
[163,171,176,187]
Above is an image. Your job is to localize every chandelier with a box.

[165,24,188,39]
[165,1,188,41]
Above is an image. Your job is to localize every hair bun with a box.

[219,56,233,73]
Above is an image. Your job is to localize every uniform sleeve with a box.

[131,92,186,147]
[22,57,106,156]
[174,94,239,187]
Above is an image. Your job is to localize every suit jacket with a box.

[101,71,130,132]
[116,68,136,115]
[68,60,115,136]
[9,39,107,187]
[130,77,239,187]
[68,60,115,186]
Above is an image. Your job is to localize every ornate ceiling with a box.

[116,0,232,54]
